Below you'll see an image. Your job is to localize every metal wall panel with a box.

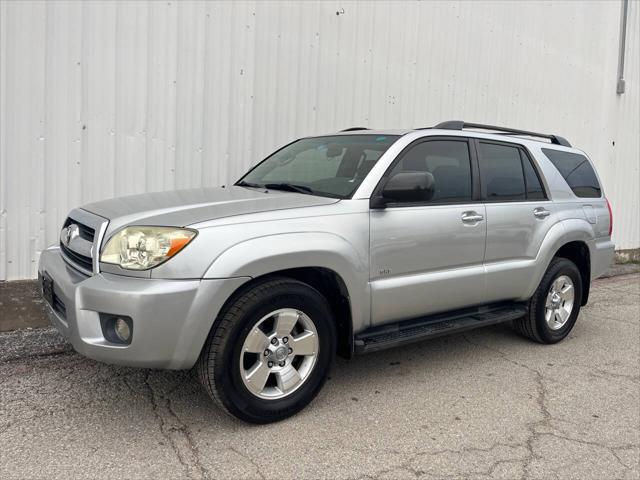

[1,0,638,280]
[612,0,640,256]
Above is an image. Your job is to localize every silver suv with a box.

[39,121,614,423]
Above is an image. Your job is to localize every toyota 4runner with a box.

[39,121,614,423]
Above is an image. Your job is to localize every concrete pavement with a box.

[1,274,639,479]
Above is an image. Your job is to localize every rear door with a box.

[477,140,556,302]
[369,137,487,325]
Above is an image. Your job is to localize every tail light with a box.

[606,198,613,236]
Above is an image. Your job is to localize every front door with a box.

[369,138,487,326]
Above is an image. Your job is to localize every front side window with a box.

[386,140,473,202]
[542,148,601,198]
[238,135,399,198]
[478,142,526,201]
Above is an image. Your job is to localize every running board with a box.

[354,303,527,354]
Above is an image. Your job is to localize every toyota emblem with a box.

[61,224,80,247]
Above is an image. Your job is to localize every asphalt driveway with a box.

[1,274,638,479]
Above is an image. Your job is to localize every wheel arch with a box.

[523,218,596,302]
[553,240,591,306]
[216,267,354,358]
[203,232,370,358]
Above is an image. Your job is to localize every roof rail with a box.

[340,127,370,132]
[433,120,571,147]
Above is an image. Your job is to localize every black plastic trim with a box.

[354,302,527,354]
[39,272,67,318]
[60,242,93,271]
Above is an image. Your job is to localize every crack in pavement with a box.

[0,349,75,366]
[462,335,638,479]
[132,372,211,480]
[348,441,529,479]
[610,445,640,470]
[227,446,267,480]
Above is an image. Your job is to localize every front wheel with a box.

[513,257,583,344]
[197,277,336,423]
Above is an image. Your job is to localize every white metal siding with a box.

[1,0,638,280]
[612,0,640,256]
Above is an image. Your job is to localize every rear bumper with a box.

[38,246,248,369]
[592,238,615,279]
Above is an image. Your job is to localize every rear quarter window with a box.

[542,148,601,198]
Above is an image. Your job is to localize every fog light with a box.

[114,318,131,342]
[100,314,133,345]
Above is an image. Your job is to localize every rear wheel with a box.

[513,257,583,343]
[197,277,336,423]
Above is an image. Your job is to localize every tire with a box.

[197,277,336,424]
[513,257,583,344]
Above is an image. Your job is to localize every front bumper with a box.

[38,246,248,369]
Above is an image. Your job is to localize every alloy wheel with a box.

[240,308,319,399]
[544,275,575,330]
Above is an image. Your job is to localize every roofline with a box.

[335,120,572,147]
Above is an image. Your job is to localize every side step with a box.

[354,303,527,354]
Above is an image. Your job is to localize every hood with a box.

[82,186,339,233]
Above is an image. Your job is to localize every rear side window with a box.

[388,140,472,202]
[478,142,525,200]
[542,148,601,198]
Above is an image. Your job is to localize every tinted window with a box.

[479,142,525,200]
[542,148,601,198]
[387,140,472,202]
[521,151,546,199]
[239,135,399,198]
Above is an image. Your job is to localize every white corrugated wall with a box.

[0,0,638,280]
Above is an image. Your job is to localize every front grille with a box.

[60,242,93,271]
[59,210,107,275]
[63,217,95,242]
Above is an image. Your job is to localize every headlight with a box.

[100,226,197,270]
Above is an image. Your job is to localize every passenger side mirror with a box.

[371,172,435,208]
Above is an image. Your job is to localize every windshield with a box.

[237,135,400,199]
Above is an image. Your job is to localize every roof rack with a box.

[432,120,571,147]
[340,127,370,132]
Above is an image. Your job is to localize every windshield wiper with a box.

[263,183,314,195]
[237,180,335,197]
[236,180,264,189]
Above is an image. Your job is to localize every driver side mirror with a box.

[370,172,435,209]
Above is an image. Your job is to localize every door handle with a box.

[533,207,551,219]
[461,211,484,223]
